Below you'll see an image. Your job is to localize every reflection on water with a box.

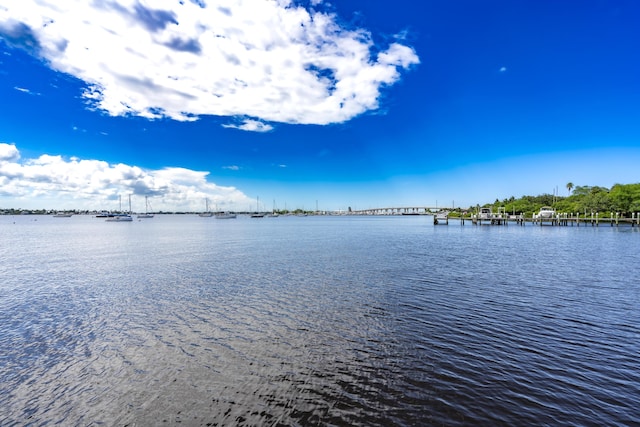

[1,215,639,425]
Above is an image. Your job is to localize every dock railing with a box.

[465,211,640,227]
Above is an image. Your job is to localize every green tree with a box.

[609,183,640,214]
[578,187,610,213]
[573,185,592,196]
[471,182,640,216]
[566,182,574,195]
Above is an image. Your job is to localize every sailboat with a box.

[199,198,213,217]
[137,196,154,218]
[215,208,237,219]
[266,200,279,217]
[106,195,133,222]
[251,196,264,218]
[215,212,237,219]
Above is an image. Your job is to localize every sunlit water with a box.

[1,214,639,426]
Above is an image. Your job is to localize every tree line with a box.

[477,183,640,217]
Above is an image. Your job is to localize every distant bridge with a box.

[348,206,451,215]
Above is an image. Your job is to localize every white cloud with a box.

[0,142,20,162]
[500,66,507,72]
[0,0,419,130]
[223,165,240,171]
[14,86,33,94]
[0,142,252,211]
[222,119,274,132]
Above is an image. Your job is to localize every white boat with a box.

[215,212,236,219]
[199,198,213,217]
[105,214,133,222]
[537,206,556,219]
[137,196,154,218]
[106,195,133,222]
[478,207,493,220]
[267,200,279,217]
[434,210,449,225]
[251,196,264,217]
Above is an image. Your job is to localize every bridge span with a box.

[348,206,447,215]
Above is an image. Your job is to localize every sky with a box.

[1,0,639,213]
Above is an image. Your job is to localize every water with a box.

[1,214,639,426]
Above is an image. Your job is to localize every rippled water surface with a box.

[1,214,639,426]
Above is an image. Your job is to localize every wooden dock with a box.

[343,206,640,227]
[456,212,640,227]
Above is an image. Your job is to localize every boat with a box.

[199,198,213,217]
[215,212,237,219]
[537,206,556,219]
[106,195,133,222]
[433,210,449,225]
[105,213,133,222]
[478,207,493,220]
[53,213,73,217]
[251,196,264,217]
[266,200,279,217]
[137,196,154,219]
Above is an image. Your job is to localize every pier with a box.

[346,207,640,227]
[464,211,640,227]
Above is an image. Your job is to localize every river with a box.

[1,214,638,425]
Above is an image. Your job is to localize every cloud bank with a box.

[0,143,252,211]
[0,0,419,130]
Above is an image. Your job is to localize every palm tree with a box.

[566,182,574,195]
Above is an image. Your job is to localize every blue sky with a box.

[1,0,639,212]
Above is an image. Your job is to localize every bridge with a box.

[347,206,448,215]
